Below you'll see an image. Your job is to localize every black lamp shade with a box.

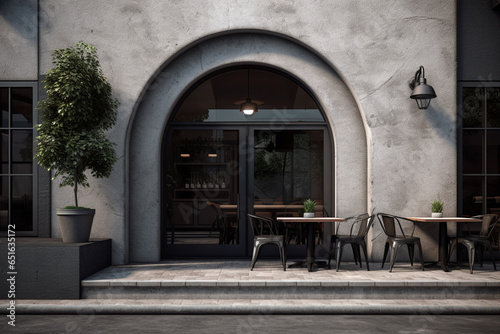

[410,66,436,110]
[240,98,258,115]
[411,83,436,110]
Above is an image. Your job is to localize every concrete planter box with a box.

[0,238,111,299]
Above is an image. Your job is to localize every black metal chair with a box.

[248,214,286,271]
[377,213,424,272]
[328,213,374,271]
[448,214,498,274]
[207,201,238,244]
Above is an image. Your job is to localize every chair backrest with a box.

[248,214,278,236]
[355,214,374,237]
[479,214,498,238]
[207,201,223,217]
[377,213,397,237]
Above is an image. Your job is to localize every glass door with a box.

[163,126,331,259]
[247,128,330,258]
[163,127,248,257]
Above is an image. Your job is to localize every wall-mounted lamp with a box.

[409,66,436,110]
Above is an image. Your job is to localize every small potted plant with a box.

[303,198,316,218]
[35,42,118,243]
[431,200,444,218]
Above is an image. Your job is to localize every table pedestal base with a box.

[423,261,448,272]
[288,260,329,272]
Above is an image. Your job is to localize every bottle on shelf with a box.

[190,172,195,189]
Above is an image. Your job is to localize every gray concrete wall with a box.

[0,0,38,80]
[5,0,457,264]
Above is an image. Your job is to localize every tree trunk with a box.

[74,172,78,208]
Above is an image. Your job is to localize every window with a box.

[172,67,324,123]
[459,85,500,217]
[0,83,37,234]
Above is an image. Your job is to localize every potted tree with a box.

[431,200,444,218]
[303,198,316,218]
[35,42,118,243]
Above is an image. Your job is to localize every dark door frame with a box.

[161,123,333,259]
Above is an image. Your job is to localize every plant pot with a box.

[431,212,443,218]
[57,208,95,243]
[303,212,315,218]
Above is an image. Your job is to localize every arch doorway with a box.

[162,66,333,258]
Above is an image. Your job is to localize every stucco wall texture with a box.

[2,0,457,264]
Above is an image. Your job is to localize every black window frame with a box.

[458,81,500,216]
[0,81,38,236]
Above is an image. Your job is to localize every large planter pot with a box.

[303,212,315,218]
[431,212,443,218]
[57,208,95,243]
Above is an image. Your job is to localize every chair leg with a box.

[481,241,497,271]
[352,244,362,267]
[336,240,344,272]
[382,242,390,268]
[488,245,497,271]
[278,241,286,271]
[416,240,424,271]
[389,242,400,273]
[360,242,370,271]
[477,244,484,267]
[407,244,414,266]
[468,245,475,274]
[351,244,359,266]
[283,243,287,271]
[448,239,458,265]
[251,242,262,271]
[328,235,336,268]
[358,242,370,271]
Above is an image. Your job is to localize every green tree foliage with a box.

[35,42,118,207]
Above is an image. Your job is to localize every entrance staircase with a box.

[77,259,500,314]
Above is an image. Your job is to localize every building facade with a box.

[1,0,499,265]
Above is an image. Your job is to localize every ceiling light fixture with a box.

[239,70,258,116]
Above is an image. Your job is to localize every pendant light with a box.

[240,70,258,116]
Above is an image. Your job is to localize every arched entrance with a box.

[129,33,367,263]
[162,66,332,258]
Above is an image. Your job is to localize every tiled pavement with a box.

[3,259,500,314]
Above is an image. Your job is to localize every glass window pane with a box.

[462,87,483,128]
[487,130,500,174]
[462,176,483,217]
[1,88,8,128]
[11,87,33,127]
[487,176,500,216]
[0,176,8,231]
[12,176,32,231]
[173,69,324,123]
[487,87,500,128]
[254,130,324,205]
[169,130,239,245]
[1,130,8,174]
[462,130,483,174]
[12,130,33,174]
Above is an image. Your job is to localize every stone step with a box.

[79,259,500,312]
[6,298,500,315]
[81,279,500,300]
